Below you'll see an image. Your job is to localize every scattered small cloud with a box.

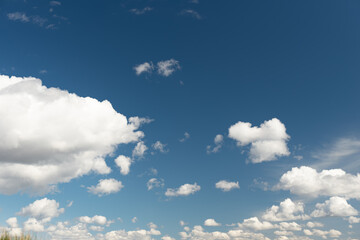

[134,62,154,76]
[132,141,148,158]
[39,69,47,74]
[147,178,165,190]
[165,183,200,197]
[207,134,224,154]
[131,217,137,223]
[152,141,168,153]
[87,179,124,196]
[115,155,133,175]
[204,219,221,227]
[129,7,153,15]
[215,180,240,192]
[180,9,202,20]
[157,59,181,77]
[50,1,61,7]
[7,12,29,22]
[180,132,190,142]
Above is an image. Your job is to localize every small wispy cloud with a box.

[134,59,181,77]
[180,132,190,142]
[180,9,202,20]
[134,62,154,75]
[7,12,30,22]
[7,12,49,28]
[129,7,153,15]
[39,70,47,74]
[189,0,199,3]
[50,1,61,6]
[157,59,181,77]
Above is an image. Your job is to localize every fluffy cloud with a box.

[279,222,302,231]
[228,118,290,163]
[0,75,144,195]
[204,219,221,227]
[23,218,45,232]
[276,166,360,199]
[132,141,148,158]
[207,134,224,154]
[115,155,132,175]
[18,198,64,222]
[239,217,275,231]
[79,215,111,226]
[6,217,18,228]
[147,178,164,190]
[105,229,160,240]
[311,196,358,217]
[306,222,324,228]
[303,228,341,238]
[180,225,270,240]
[215,180,239,192]
[133,62,154,75]
[165,183,200,197]
[157,59,181,77]
[262,198,309,222]
[47,222,94,240]
[87,179,124,196]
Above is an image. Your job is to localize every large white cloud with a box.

[311,196,358,217]
[228,118,290,163]
[262,198,309,222]
[18,198,64,222]
[0,75,144,195]
[276,166,360,199]
[165,183,200,197]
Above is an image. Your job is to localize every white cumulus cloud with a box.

[132,141,148,158]
[228,118,290,163]
[79,215,111,226]
[18,198,64,222]
[165,183,200,197]
[276,166,360,199]
[0,75,144,195]
[215,180,239,192]
[262,198,309,222]
[115,155,132,175]
[204,219,221,227]
[87,179,124,196]
[311,196,358,217]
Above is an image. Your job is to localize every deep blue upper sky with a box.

[1,0,360,239]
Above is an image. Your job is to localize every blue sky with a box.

[1,0,360,239]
